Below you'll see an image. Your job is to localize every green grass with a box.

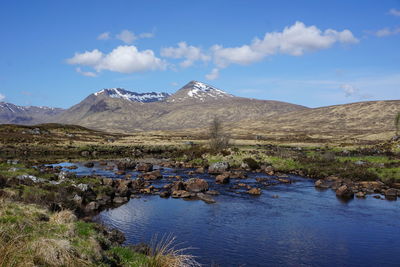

[75,221,96,238]
[266,156,302,171]
[368,167,400,181]
[337,155,399,164]
[109,246,151,266]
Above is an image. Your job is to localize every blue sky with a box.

[0,0,399,108]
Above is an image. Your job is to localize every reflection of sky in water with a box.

[97,181,400,266]
[54,161,400,266]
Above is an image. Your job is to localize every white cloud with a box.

[115,30,154,44]
[389,8,400,16]
[0,93,5,101]
[205,68,220,80]
[212,21,358,68]
[97,46,166,73]
[161,42,210,67]
[66,49,103,66]
[97,32,110,40]
[171,82,179,86]
[67,46,166,74]
[76,67,97,77]
[374,27,400,37]
[116,30,136,44]
[340,84,358,97]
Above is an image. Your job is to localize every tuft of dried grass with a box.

[50,210,77,224]
[149,234,201,267]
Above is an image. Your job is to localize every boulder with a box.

[194,167,205,174]
[72,194,83,205]
[196,193,216,204]
[247,187,262,195]
[136,163,153,172]
[216,173,230,184]
[206,190,220,196]
[264,166,275,176]
[117,158,136,170]
[356,191,366,198]
[139,170,162,180]
[384,188,398,200]
[113,196,128,204]
[159,191,171,198]
[96,195,112,206]
[315,179,331,189]
[171,190,191,198]
[102,178,114,186]
[336,185,354,199]
[208,162,229,174]
[171,181,185,191]
[84,162,94,168]
[359,181,384,192]
[115,180,132,197]
[76,183,89,192]
[85,201,99,212]
[58,171,74,180]
[229,171,247,179]
[185,178,209,193]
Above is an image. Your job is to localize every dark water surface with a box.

[55,162,400,266]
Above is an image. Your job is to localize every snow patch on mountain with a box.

[94,88,169,103]
[187,81,233,99]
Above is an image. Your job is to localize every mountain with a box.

[56,81,307,132]
[0,102,64,125]
[228,100,400,141]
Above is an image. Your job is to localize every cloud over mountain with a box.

[67,46,166,74]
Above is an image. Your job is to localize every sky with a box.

[0,0,399,108]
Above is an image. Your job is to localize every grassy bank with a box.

[0,161,200,267]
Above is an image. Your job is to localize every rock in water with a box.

[136,163,153,172]
[208,162,229,174]
[185,178,209,193]
[335,185,354,199]
[384,188,398,200]
[247,187,262,195]
[117,158,136,170]
[216,173,230,184]
[197,193,216,204]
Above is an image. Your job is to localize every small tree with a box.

[209,117,230,151]
[395,112,400,136]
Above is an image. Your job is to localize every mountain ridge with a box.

[54,81,307,132]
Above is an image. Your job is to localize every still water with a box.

[56,162,400,266]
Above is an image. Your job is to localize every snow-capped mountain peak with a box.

[94,88,169,103]
[187,81,233,98]
[167,81,234,102]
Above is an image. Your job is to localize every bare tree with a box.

[209,117,230,151]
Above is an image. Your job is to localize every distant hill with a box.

[0,102,64,125]
[227,100,400,142]
[56,81,307,132]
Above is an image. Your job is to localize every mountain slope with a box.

[228,100,400,141]
[0,102,64,125]
[56,81,307,132]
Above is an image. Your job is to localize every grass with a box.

[336,155,400,164]
[109,246,151,266]
[0,199,91,266]
[0,198,201,267]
